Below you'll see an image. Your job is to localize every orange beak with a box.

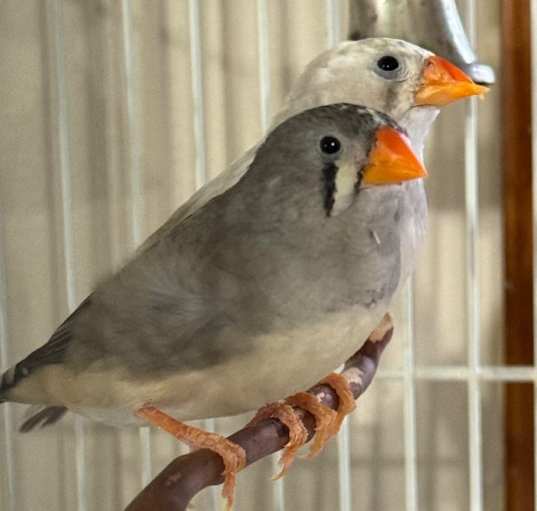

[363,127,428,186]
[416,55,489,106]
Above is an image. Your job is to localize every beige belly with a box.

[12,303,386,426]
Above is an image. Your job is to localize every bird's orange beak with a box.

[363,126,428,186]
[416,55,489,106]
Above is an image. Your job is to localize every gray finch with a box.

[2,105,423,428]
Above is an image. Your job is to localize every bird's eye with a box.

[377,55,399,72]
[320,136,341,155]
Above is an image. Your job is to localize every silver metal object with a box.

[348,0,495,85]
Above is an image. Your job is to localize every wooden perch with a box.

[125,327,392,511]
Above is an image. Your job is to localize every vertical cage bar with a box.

[119,0,151,486]
[403,282,419,511]
[46,1,87,509]
[336,421,352,511]
[201,418,218,510]
[188,0,208,190]
[257,0,271,132]
[325,3,353,511]
[255,2,284,509]
[531,2,537,509]
[188,2,218,508]
[121,0,143,247]
[466,96,483,511]
[103,0,122,271]
[0,221,15,511]
[325,0,341,48]
[464,1,483,510]
[120,0,144,248]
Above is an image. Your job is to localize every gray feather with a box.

[0,297,91,397]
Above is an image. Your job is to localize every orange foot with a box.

[284,372,356,461]
[285,391,336,458]
[248,373,357,479]
[318,372,356,434]
[247,401,308,479]
[136,405,246,510]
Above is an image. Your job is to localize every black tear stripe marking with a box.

[322,162,338,216]
[355,168,364,194]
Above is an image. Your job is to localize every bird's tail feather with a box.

[19,405,68,433]
[1,365,68,431]
[0,365,16,403]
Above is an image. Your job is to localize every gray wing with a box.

[0,146,261,399]
[138,145,258,253]
[0,297,92,398]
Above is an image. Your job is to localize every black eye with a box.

[377,55,399,72]
[320,136,341,154]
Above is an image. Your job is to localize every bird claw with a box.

[248,371,357,480]
[284,372,356,460]
[136,405,246,511]
[285,391,337,459]
[319,372,356,433]
[247,401,308,478]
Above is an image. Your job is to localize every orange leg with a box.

[136,405,246,510]
[247,401,308,479]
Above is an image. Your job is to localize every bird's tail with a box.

[0,365,16,403]
[19,405,68,432]
[1,365,68,431]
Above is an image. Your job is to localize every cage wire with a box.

[0,0,523,510]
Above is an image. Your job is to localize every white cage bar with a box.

[188,0,208,190]
[187,2,219,509]
[255,2,287,509]
[0,205,15,511]
[118,0,152,488]
[463,0,484,508]
[45,1,88,510]
[0,1,530,510]
[403,281,419,511]
[322,4,356,511]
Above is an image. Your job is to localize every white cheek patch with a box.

[330,159,360,216]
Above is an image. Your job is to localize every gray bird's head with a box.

[275,38,488,153]
[246,104,426,219]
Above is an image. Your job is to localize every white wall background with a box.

[0,1,504,510]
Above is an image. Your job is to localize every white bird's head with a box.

[275,38,488,154]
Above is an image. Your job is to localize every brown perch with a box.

[125,327,392,511]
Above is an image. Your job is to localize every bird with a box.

[1,37,487,506]
[1,104,426,506]
[160,37,487,238]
